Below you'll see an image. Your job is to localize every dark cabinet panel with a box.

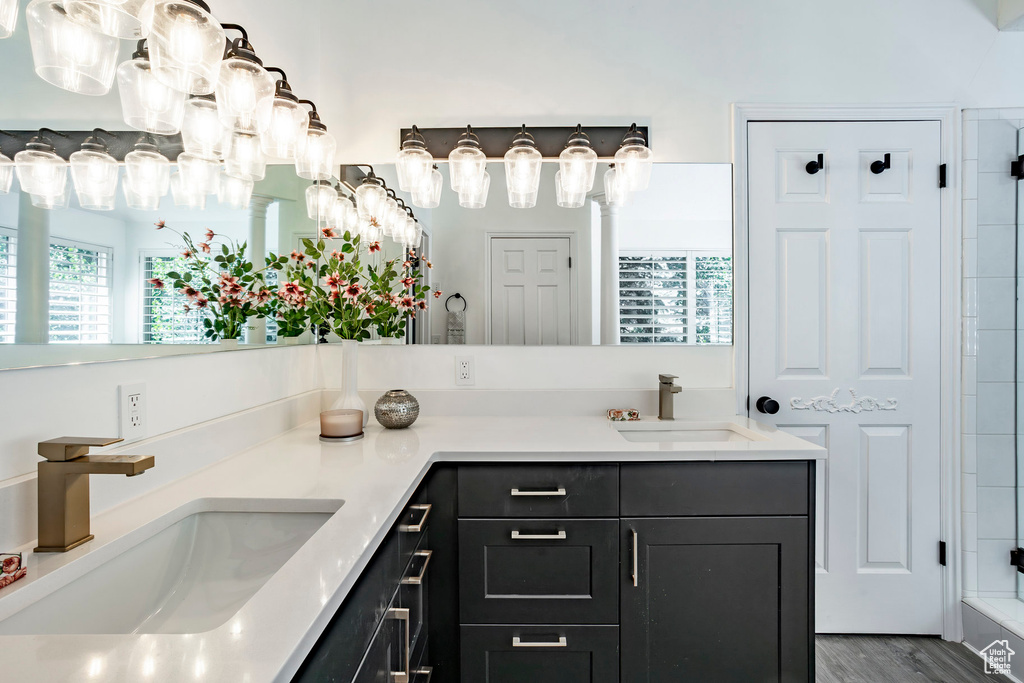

[620,462,810,517]
[461,625,619,683]
[459,519,619,624]
[620,517,811,683]
[459,464,618,518]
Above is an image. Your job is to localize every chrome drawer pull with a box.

[387,607,411,683]
[512,636,568,648]
[401,550,433,585]
[510,487,566,497]
[399,504,431,533]
[510,530,566,541]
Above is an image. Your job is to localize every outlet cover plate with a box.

[119,383,147,442]
[455,356,475,387]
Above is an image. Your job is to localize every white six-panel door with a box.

[489,237,572,345]
[748,121,943,634]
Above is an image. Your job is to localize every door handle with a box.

[756,396,780,415]
[401,550,433,585]
[388,607,411,683]
[510,487,567,497]
[870,153,891,175]
[631,528,639,588]
[512,636,568,648]
[399,504,431,532]
[511,530,566,540]
[806,153,824,175]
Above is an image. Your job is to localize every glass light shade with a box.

[262,95,307,160]
[614,127,653,191]
[125,146,170,199]
[147,0,225,95]
[15,145,67,198]
[224,130,266,181]
[26,0,119,96]
[181,96,227,158]
[217,172,253,210]
[396,134,433,192]
[558,131,598,194]
[30,179,70,210]
[215,57,275,133]
[122,176,161,210]
[355,180,386,220]
[412,166,442,209]
[116,54,186,134]
[331,195,356,231]
[305,181,337,222]
[0,152,13,194]
[555,170,585,209]
[0,0,19,38]
[603,166,631,207]
[504,138,542,209]
[70,147,119,210]
[170,170,206,209]
[65,0,149,39]
[381,197,399,237]
[360,217,382,243]
[177,151,219,195]
[458,170,490,209]
[137,0,153,35]
[448,140,485,193]
[294,126,336,181]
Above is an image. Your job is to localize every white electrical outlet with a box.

[119,383,147,442]
[455,356,475,386]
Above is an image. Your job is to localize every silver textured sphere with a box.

[374,390,420,429]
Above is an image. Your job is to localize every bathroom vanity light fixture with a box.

[216,25,275,133]
[65,0,149,39]
[332,191,358,233]
[603,163,631,207]
[27,0,120,95]
[458,168,490,209]
[295,100,336,181]
[354,168,387,220]
[181,94,227,159]
[217,171,253,209]
[170,169,206,209]
[448,125,486,193]
[69,128,119,210]
[504,124,542,209]
[613,122,653,192]
[558,124,598,195]
[147,0,225,95]
[0,0,19,38]
[396,125,433,193]
[412,164,442,209]
[14,129,70,209]
[117,39,187,135]
[305,179,337,222]
[555,169,584,209]
[261,68,307,161]
[177,150,220,195]
[124,135,170,208]
[223,129,266,181]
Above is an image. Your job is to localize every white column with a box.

[598,198,621,345]
[245,195,274,345]
[15,193,50,344]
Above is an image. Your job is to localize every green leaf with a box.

[221,244,229,256]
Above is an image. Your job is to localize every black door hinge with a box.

[938,164,947,188]
[1011,548,1024,573]
[939,541,947,566]
[1012,156,1024,180]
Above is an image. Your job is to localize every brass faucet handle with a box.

[38,437,124,462]
[658,374,678,384]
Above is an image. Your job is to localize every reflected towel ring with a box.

[445,293,467,312]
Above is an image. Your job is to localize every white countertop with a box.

[0,415,823,683]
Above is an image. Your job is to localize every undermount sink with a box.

[0,497,342,636]
[613,421,769,444]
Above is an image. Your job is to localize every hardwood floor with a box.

[816,635,1012,683]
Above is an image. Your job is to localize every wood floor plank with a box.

[816,635,1012,683]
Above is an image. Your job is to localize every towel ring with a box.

[445,293,467,312]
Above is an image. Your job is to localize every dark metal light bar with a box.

[398,125,650,160]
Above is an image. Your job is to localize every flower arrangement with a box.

[366,250,434,340]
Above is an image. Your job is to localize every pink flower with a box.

[182,250,192,258]
[321,226,337,239]
[195,296,209,309]
[343,282,364,300]
[398,296,414,311]
[368,241,381,253]
[148,278,164,289]
[325,274,344,290]
[180,286,198,299]
[329,250,343,260]
[219,274,242,295]
[306,260,316,269]
[199,242,211,254]
[365,302,376,315]
[183,304,191,313]
[433,290,443,299]
[2,556,20,573]
[401,277,415,288]
[154,220,166,230]
[416,300,427,310]
[205,229,215,241]
[290,250,305,262]
[329,289,341,303]
[424,259,433,269]
[402,260,412,270]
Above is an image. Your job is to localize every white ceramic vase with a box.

[333,339,368,428]
[218,338,240,349]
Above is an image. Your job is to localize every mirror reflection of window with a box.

[0,227,15,344]
[48,238,113,344]
[141,253,210,344]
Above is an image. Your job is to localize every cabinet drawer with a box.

[459,519,619,624]
[461,625,619,683]
[458,464,618,518]
[620,461,810,517]
[398,499,431,570]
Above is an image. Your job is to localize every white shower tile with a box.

[963,433,977,474]
[963,394,978,435]
[964,511,979,552]
[978,225,1017,277]
[978,330,1015,382]
[964,473,978,513]
[964,239,978,278]
[979,487,1016,539]
[963,278,979,318]
[963,199,978,239]
[979,540,1017,594]
[978,435,1016,487]
[964,603,999,649]
[978,119,1019,172]
[963,551,979,595]
[963,356,978,394]
[977,382,1015,434]
[964,160,978,199]
[978,172,1016,225]
[979,278,1016,330]
[963,120,979,161]
[963,316,979,356]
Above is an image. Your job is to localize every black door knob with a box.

[756,396,780,415]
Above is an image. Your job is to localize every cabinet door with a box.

[461,625,619,683]
[353,606,406,683]
[621,517,811,683]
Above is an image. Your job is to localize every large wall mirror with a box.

[369,162,734,346]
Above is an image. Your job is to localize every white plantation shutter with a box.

[48,238,113,344]
[0,228,15,343]
[141,254,211,344]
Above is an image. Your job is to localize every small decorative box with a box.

[0,553,26,591]
[607,409,640,421]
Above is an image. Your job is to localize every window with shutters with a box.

[141,254,211,344]
[48,238,113,344]
[0,228,15,344]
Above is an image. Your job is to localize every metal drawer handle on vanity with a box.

[401,550,433,585]
[399,504,431,533]
[631,529,639,587]
[411,667,433,682]
[387,607,411,683]
[510,530,567,541]
[510,487,567,497]
[512,636,568,648]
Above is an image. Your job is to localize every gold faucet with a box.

[35,437,155,553]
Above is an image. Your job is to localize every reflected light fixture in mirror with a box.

[70,129,119,210]
[412,164,442,209]
[116,39,186,135]
[177,151,220,195]
[0,146,13,194]
[332,194,358,233]
[0,0,18,38]
[558,125,598,194]
[27,0,119,95]
[123,175,159,209]
[261,69,307,161]
[382,195,400,237]
[614,123,653,192]
[355,171,386,220]
[147,0,225,95]
[216,29,275,133]
[217,172,253,209]
[124,135,170,203]
[555,169,584,209]
[181,94,227,159]
[170,169,206,209]
[306,180,337,222]
[14,131,68,206]
[458,169,490,209]
[603,164,631,207]
[294,102,336,181]
[395,126,433,193]
[448,126,485,193]
[504,125,542,209]
[224,130,266,181]
[65,0,149,39]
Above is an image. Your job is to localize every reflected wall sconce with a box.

[261,68,308,161]
[70,128,119,210]
[504,125,542,209]
[216,24,274,133]
[14,129,70,209]
[0,0,19,39]
[27,0,120,95]
[614,123,653,191]
[65,0,150,39]
[448,126,486,194]
[558,124,598,195]
[295,100,336,181]
[396,125,433,193]
[147,0,225,95]
[117,39,187,135]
